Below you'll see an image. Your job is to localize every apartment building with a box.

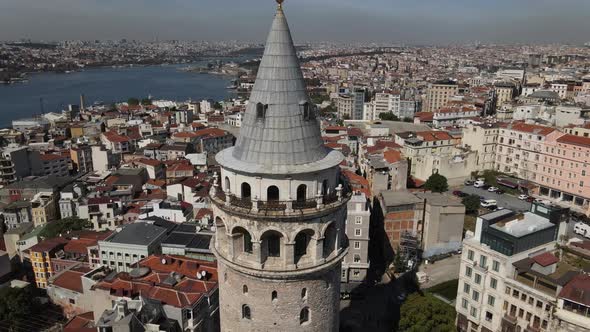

[31,193,57,227]
[38,153,70,177]
[29,237,69,288]
[462,123,499,172]
[495,83,516,106]
[70,145,93,174]
[78,197,124,231]
[341,192,371,285]
[366,93,401,120]
[432,107,480,128]
[455,203,570,332]
[377,191,422,262]
[425,80,459,113]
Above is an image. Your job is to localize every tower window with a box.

[301,288,307,300]
[295,231,312,258]
[241,182,251,199]
[300,101,313,120]
[242,304,251,320]
[267,186,280,201]
[262,231,282,258]
[243,285,248,295]
[272,291,278,302]
[300,307,310,325]
[296,184,307,202]
[256,103,268,119]
[233,227,253,254]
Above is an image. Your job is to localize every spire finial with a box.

[276,0,284,9]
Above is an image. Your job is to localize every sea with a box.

[0,60,237,128]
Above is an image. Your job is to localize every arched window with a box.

[300,307,310,324]
[323,223,337,258]
[262,230,282,258]
[241,182,251,199]
[233,227,253,254]
[256,103,268,119]
[224,176,231,192]
[215,217,225,229]
[242,304,251,320]
[243,285,248,294]
[294,231,313,258]
[267,186,280,201]
[321,179,329,196]
[271,290,278,302]
[296,184,307,202]
[300,101,312,120]
[301,288,307,299]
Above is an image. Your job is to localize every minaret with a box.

[210,1,350,331]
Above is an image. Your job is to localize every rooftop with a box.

[489,211,554,238]
[380,190,422,207]
[104,222,170,246]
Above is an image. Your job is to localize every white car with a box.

[474,180,485,188]
[488,186,499,192]
[518,194,529,200]
[480,199,497,208]
[574,222,590,239]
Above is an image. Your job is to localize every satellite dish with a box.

[161,258,167,265]
[197,272,202,279]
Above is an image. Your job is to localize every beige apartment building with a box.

[462,123,500,172]
[425,80,459,113]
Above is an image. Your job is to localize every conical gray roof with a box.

[231,5,331,166]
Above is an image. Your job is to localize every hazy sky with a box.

[2,0,590,44]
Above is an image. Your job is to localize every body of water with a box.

[0,62,235,127]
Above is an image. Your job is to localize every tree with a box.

[0,287,41,330]
[141,98,152,106]
[462,195,481,214]
[127,97,140,106]
[213,102,223,110]
[378,112,399,121]
[423,173,449,193]
[398,293,456,332]
[40,217,91,239]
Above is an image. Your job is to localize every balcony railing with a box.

[211,181,351,217]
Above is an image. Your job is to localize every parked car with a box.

[473,180,485,188]
[487,205,499,211]
[574,222,590,239]
[496,190,505,195]
[481,199,498,208]
[488,186,499,192]
[464,179,474,186]
[518,194,529,200]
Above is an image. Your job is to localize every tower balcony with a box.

[210,183,351,220]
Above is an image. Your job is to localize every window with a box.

[353,254,361,263]
[300,307,310,325]
[466,266,472,277]
[462,298,468,309]
[488,295,495,306]
[479,255,487,268]
[301,288,307,300]
[267,186,280,201]
[355,229,361,236]
[296,184,307,202]
[470,306,477,317]
[472,291,479,302]
[536,300,543,308]
[485,311,493,322]
[354,241,361,249]
[243,285,248,295]
[464,283,471,294]
[272,291,278,302]
[474,274,481,284]
[467,250,474,260]
[492,260,500,272]
[242,305,251,320]
[295,232,311,257]
[355,216,363,224]
[256,103,268,119]
[267,233,281,257]
[490,277,497,289]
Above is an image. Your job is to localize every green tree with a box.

[213,102,223,110]
[0,287,41,330]
[462,195,481,214]
[40,217,91,239]
[398,293,456,332]
[127,97,140,106]
[378,112,399,121]
[141,98,152,106]
[424,173,449,193]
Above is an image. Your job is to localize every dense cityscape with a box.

[1,1,590,332]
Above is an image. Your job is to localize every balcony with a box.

[211,185,350,220]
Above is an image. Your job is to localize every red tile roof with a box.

[416,131,453,141]
[29,237,68,253]
[501,122,555,136]
[559,274,590,306]
[51,265,92,293]
[64,238,98,255]
[383,150,403,163]
[532,252,559,267]
[557,134,590,148]
[63,312,95,332]
[96,255,218,308]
